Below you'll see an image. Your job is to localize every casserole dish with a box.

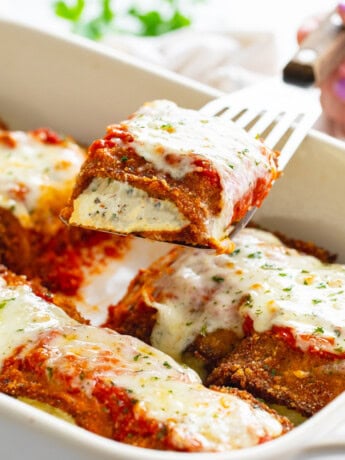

[1,17,345,460]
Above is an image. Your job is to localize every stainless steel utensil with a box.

[200,79,321,238]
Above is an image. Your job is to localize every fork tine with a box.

[232,109,262,129]
[248,110,280,137]
[217,105,246,120]
[263,111,299,150]
[278,111,320,169]
[198,78,321,240]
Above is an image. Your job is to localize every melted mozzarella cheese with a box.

[0,131,85,227]
[0,277,75,361]
[69,177,189,233]
[109,100,276,240]
[0,275,284,451]
[147,228,345,357]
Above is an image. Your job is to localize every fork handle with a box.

[283,11,345,85]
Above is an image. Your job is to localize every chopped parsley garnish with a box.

[160,123,175,133]
[200,324,208,336]
[312,299,322,305]
[120,156,128,162]
[247,251,262,259]
[261,263,281,270]
[54,0,195,39]
[244,295,253,308]
[237,148,249,156]
[46,367,53,379]
[317,283,327,289]
[212,275,224,283]
[229,248,241,257]
[282,286,293,292]
[314,326,324,334]
[163,361,172,369]
[0,298,15,309]
[334,347,344,353]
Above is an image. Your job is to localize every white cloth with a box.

[102,27,278,93]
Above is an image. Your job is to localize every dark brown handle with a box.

[283,11,345,85]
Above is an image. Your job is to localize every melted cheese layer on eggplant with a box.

[0,131,84,228]
[146,228,345,358]
[106,100,276,240]
[0,275,284,451]
[69,177,189,233]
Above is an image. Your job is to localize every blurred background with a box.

[1,0,338,95]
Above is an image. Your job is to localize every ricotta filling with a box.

[70,177,189,233]
[147,228,345,358]
[0,275,283,450]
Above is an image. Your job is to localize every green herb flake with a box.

[200,324,208,336]
[317,283,327,289]
[237,148,249,156]
[0,298,15,309]
[248,251,262,259]
[312,299,322,305]
[46,367,53,379]
[244,295,254,309]
[229,248,241,257]
[160,123,175,133]
[314,326,324,334]
[163,361,172,369]
[120,156,128,162]
[212,275,224,283]
[261,263,281,270]
[334,346,344,353]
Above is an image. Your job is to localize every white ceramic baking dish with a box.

[1,17,345,460]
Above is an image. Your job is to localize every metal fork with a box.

[199,77,322,238]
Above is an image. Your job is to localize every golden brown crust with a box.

[105,247,241,369]
[207,331,345,417]
[0,363,113,438]
[0,357,291,448]
[61,146,224,249]
[104,247,181,340]
[105,232,345,416]
[61,124,277,252]
[209,385,292,434]
[0,208,31,274]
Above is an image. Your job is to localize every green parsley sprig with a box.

[53,0,204,39]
